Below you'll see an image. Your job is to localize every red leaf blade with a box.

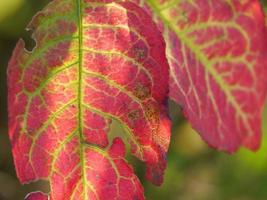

[146,0,267,152]
[8,0,170,199]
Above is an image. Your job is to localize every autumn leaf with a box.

[145,0,267,152]
[7,0,170,199]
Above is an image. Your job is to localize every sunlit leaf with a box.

[8,0,170,199]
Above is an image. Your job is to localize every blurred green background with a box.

[0,1,267,199]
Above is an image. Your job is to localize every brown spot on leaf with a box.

[135,48,146,60]
[128,110,140,121]
[133,83,150,100]
[144,102,160,125]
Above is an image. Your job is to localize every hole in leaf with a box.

[22,29,36,52]
[108,119,147,182]
[108,119,129,148]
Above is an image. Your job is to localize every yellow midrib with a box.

[76,0,90,199]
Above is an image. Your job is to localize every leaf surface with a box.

[145,0,267,152]
[8,0,170,199]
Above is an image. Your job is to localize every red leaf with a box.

[7,0,170,199]
[145,0,267,152]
